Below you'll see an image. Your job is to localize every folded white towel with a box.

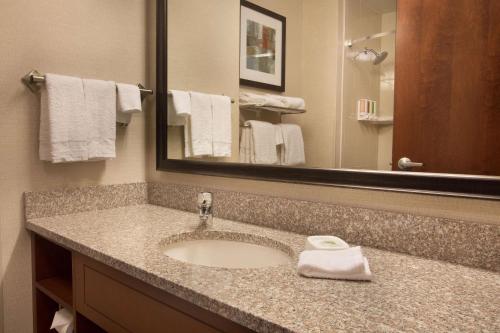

[244,120,279,164]
[239,92,286,108]
[83,79,116,160]
[278,123,305,166]
[185,92,213,157]
[116,83,142,125]
[298,247,373,281]
[271,95,305,110]
[211,95,232,157]
[39,73,88,163]
[168,90,191,126]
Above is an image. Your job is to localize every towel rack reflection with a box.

[167,90,235,104]
[22,70,154,100]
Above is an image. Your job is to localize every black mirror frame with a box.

[155,0,500,200]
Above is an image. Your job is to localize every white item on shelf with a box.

[305,236,350,250]
[297,247,373,281]
[211,94,232,157]
[50,308,74,333]
[268,94,306,110]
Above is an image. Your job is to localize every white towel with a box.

[239,92,286,108]
[244,120,278,164]
[298,247,373,281]
[116,83,142,125]
[185,92,212,157]
[168,90,191,126]
[278,124,305,166]
[271,95,306,110]
[39,73,88,163]
[83,79,116,160]
[239,127,252,163]
[211,95,232,157]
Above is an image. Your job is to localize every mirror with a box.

[157,0,500,197]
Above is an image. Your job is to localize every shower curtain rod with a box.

[346,29,396,48]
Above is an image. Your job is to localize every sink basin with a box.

[161,232,292,269]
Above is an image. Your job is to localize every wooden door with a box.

[393,0,500,175]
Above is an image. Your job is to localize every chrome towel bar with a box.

[167,90,235,104]
[22,70,154,100]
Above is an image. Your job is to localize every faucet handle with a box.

[197,192,213,207]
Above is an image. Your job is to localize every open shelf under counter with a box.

[35,276,73,310]
[240,103,306,115]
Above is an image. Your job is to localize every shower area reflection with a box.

[337,0,396,170]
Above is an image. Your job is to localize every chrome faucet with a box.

[197,192,213,228]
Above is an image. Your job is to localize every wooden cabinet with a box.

[32,235,254,333]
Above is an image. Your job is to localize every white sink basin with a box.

[162,234,292,269]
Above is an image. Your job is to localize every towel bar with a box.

[167,90,235,104]
[22,70,154,100]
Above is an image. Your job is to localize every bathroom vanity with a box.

[32,234,252,333]
[25,187,500,333]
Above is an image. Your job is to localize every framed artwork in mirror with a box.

[240,0,286,92]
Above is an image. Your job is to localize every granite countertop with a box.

[26,204,500,333]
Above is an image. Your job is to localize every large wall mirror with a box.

[156,0,500,198]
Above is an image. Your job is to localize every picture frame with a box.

[240,0,286,92]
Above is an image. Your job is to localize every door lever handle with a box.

[398,157,424,170]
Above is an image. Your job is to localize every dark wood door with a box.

[393,0,500,175]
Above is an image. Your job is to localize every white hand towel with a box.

[83,79,116,160]
[245,120,279,164]
[298,247,373,281]
[185,92,213,157]
[116,83,142,125]
[278,123,305,166]
[168,90,191,126]
[239,127,251,163]
[39,73,88,163]
[211,95,232,157]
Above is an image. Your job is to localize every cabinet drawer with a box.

[74,254,253,333]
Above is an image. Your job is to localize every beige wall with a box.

[166,0,240,162]
[0,1,149,332]
[340,1,381,169]
[377,11,396,170]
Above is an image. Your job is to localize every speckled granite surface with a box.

[24,182,147,219]
[148,183,500,271]
[26,205,500,333]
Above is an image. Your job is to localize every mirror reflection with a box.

[166,0,500,176]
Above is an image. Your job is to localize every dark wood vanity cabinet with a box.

[32,234,254,333]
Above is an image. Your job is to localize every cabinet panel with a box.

[74,254,254,333]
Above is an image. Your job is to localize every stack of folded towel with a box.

[168,90,232,158]
[39,73,142,163]
[240,92,306,110]
[240,121,305,166]
[297,236,373,281]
